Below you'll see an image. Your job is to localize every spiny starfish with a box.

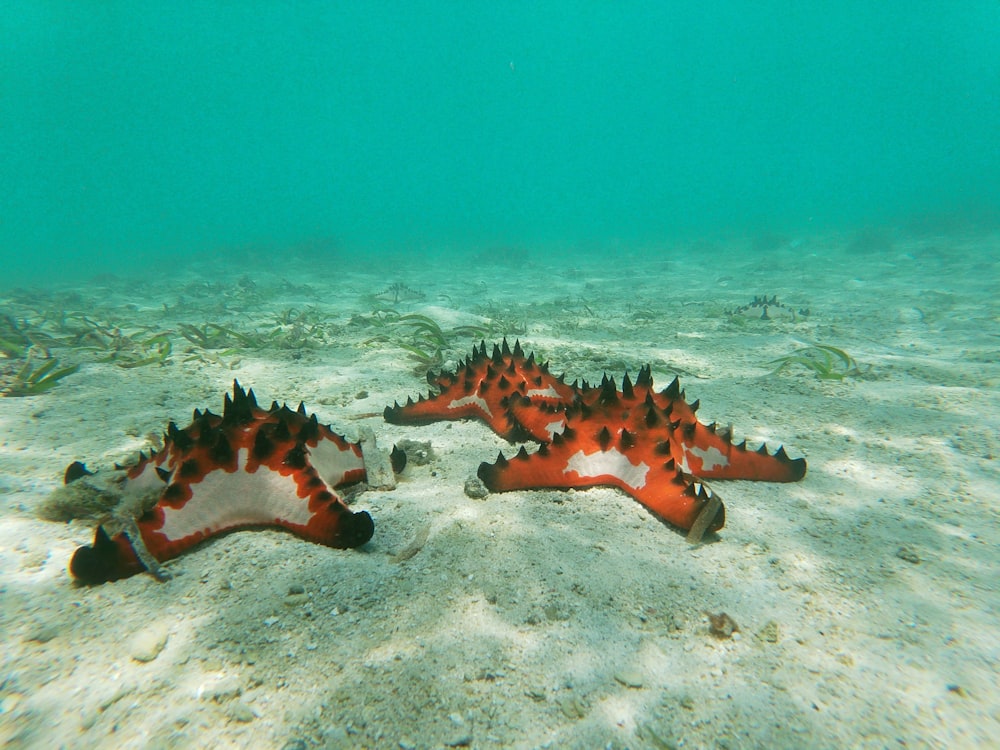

[385,339,577,442]
[385,340,806,540]
[69,381,396,584]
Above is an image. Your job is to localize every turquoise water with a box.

[3,3,998,282]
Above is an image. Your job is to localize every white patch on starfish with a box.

[310,439,363,487]
[564,448,649,490]
[542,419,565,439]
[448,395,492,417]
[525,385,562,399]
[683,445,729,473]
[158,449,316,542]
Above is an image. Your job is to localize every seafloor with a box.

[1,231,998,749]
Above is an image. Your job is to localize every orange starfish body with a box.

[387,340,806,536]
[69,382,379,584]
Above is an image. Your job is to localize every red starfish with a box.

[387,340,806,539]
[69,382,384,584]
[384,339,577,441]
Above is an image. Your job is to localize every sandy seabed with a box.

[1,231,998,749]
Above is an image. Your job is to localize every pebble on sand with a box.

[129,626,169,662]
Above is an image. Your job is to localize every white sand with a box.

[1,231,998,749]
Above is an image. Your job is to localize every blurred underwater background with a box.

[2,2,998,283]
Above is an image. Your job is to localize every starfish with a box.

[385,339,578,442]
[68,381,399,584]
[386,340,806,540]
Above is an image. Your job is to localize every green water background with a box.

[2,2,998,283]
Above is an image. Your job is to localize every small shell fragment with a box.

[391,522,431,563]
[705,611,739,639]
[614,669,644,688]
[129,626,169,662]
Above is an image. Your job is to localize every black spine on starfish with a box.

[635,365,653,388]
[64,461,93,484]
[619,428,636,451]
[662,377,683,400]
[167,421,194,452]
[621,372,635,400]
[223,381,258,426]
[70,526,138,585]
[390,445,408,474]
[598,376,619,406]
[597,426,612,450]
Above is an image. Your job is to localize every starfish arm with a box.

[69,526,146,584]
[673,419,807,482]
[478,440,724,532]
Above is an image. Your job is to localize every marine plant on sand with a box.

[178,311,337,353]
[1,353,80,397]
[0,315,31,358]
[93,333,173,368]
[0,313,60,358]
[177,322,255,350]
[57,314,174,368]
[358,311,491,376]
[768,343,869,381]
